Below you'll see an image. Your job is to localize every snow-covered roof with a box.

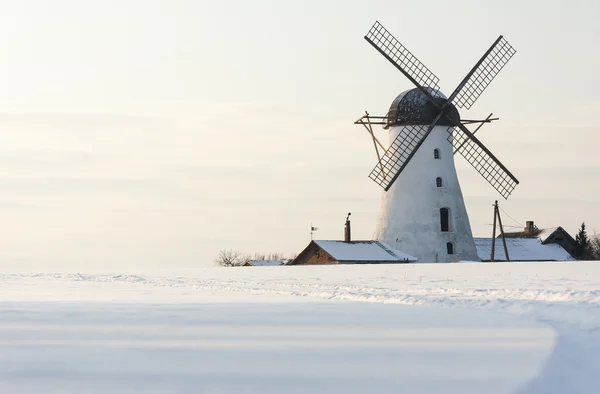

[474,238,574,261]
[313,240,417,262]
[248,260,285,267]
[502,226,576,246]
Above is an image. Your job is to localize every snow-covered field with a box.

[1,262,599,393]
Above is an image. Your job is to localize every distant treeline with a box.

[214,250,297,267]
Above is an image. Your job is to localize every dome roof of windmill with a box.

[385,87,460,129]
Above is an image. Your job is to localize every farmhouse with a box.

[290,217,417,265]
[289,240,417,265]
[502,221,577,256]
[475,221,576,262]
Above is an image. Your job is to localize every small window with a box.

[447,242,454,254]
[436,177,442,187]
[434,149,440,159]
[440,208,450,232]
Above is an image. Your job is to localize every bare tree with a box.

[214,249,250,267]
[218,250,298,266]
[589,232,600,260]
[249,252,293,262]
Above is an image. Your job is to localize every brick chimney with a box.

[344,213,351,242]
[524,221,535,234]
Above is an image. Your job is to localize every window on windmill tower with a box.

[436,177,443,187]
[440,208,450,232]
[447,242,454,254]
[434,149,440,159]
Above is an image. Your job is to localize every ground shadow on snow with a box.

[516,326,599,394]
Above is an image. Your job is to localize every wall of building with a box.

[544,228,577,256]
[303,250,339,265]
[291,242,339,265]
[373,124,479,262]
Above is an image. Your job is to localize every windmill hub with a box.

[386,88,460,129]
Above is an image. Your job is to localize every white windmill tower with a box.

[355,22,518,263]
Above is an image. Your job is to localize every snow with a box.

[1,262,599,393]
[313,240,417,262]
[474,237,574,261]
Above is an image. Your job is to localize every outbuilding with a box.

[245,260,288,267]
[475,221,576,262]
[289,240,417,265]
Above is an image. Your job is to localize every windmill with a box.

[355,21,518,262]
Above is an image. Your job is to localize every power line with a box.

[498,206,523,228]
[485,224,521,228]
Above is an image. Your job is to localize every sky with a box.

[0,0,598,269]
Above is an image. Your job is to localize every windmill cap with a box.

[385,87,460,129]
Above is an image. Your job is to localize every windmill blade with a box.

[453,113,494,155]
[447,124,519,199]
[365,21,440,92]
[449,36,516,110]
[369,99,448,191]
[368,123,431,190]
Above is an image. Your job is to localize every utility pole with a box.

[490,200,510,262]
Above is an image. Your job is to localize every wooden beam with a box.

[453,113,494,155]
[491,200,498,262]
[497,202,510,261]
[360,113,388,180]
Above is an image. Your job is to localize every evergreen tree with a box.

[575,222,590,260]
[590,233,600,260]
